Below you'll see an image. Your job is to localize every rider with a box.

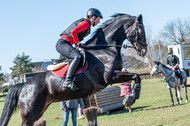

[56,8,103,91]
[166,49,184,84]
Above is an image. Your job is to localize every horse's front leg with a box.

[184,83,188,103]
[111,71,141,105]
[111,71,141,84]
[167,85,174,106]
[174,86,180,105]
[177,85,182,103]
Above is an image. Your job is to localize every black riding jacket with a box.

[166,55,180,69]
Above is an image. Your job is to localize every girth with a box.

[83,70,106,98]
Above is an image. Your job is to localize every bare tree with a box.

[160,18,190,44]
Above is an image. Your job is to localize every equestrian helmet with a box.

[168,49,173,54]
[87,8,103,19]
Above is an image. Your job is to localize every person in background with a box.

[120,68,132,113]
[60,98,85,126]
[56,8,103,91]
[77,106,84,120]
[166,49,184,84]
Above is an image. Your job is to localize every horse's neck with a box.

[159,64,172,76]
[86,25,124,61]
[86,19,126,46]
[85,17,131,72]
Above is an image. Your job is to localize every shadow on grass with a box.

[134,104,185,112]
[102,105,150,115]
[132,105,151,111]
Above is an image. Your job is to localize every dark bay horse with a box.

[0,14,147,126]
[150,61,188,106]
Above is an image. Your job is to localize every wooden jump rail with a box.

[0,94,6,98]
[139,73,150,76]
[139,72,162,76]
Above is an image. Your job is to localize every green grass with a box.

[1,78,190,126]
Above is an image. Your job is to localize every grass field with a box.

[0,78,190,126]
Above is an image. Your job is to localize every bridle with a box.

[125,19,147,47]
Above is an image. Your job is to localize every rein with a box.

[81,44,135,49]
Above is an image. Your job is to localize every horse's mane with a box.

[86,13,135,43]
[101,13,133,29]
[158,62,171,70]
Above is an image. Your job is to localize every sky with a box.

[0,0,190,73]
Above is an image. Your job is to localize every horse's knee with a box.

[21,120,33,126]
[134,74,141,83]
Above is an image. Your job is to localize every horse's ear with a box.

[137,14,143,24]
[153,61,159,65]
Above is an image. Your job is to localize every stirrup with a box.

[63,80,79,91]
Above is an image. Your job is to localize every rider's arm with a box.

[173,56,180,69]
[166,57,172,68]
[70,20,90,45]
[77,98,85,108]
[176,56,180,65]
[60,101,66,110]
[173,63,179,70]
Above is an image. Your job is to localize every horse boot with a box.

[130,83,141,99]
[63,57,80,91]
[123,95,135,107]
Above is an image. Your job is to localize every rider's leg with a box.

[56,38,81,91]
[63,56,81,91]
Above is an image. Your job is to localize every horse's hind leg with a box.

[20,100,49,126]
[177,85,182,103]
[19,97,50,126]
[184,82,188,103]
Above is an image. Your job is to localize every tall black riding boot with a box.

[63,57,80,91]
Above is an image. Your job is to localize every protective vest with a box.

[60,18,91,41]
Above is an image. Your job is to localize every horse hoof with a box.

[185,100,188,103]
[171,103,174,106]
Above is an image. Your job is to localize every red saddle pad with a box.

[51,63,87,77]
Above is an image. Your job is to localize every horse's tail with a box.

[184,69,189,77]
[0,83,24,126]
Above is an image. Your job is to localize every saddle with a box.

[47,47,87,77]
[48,61,87,77]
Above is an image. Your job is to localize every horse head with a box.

[150,61,160,76]
[125,14,147,57]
